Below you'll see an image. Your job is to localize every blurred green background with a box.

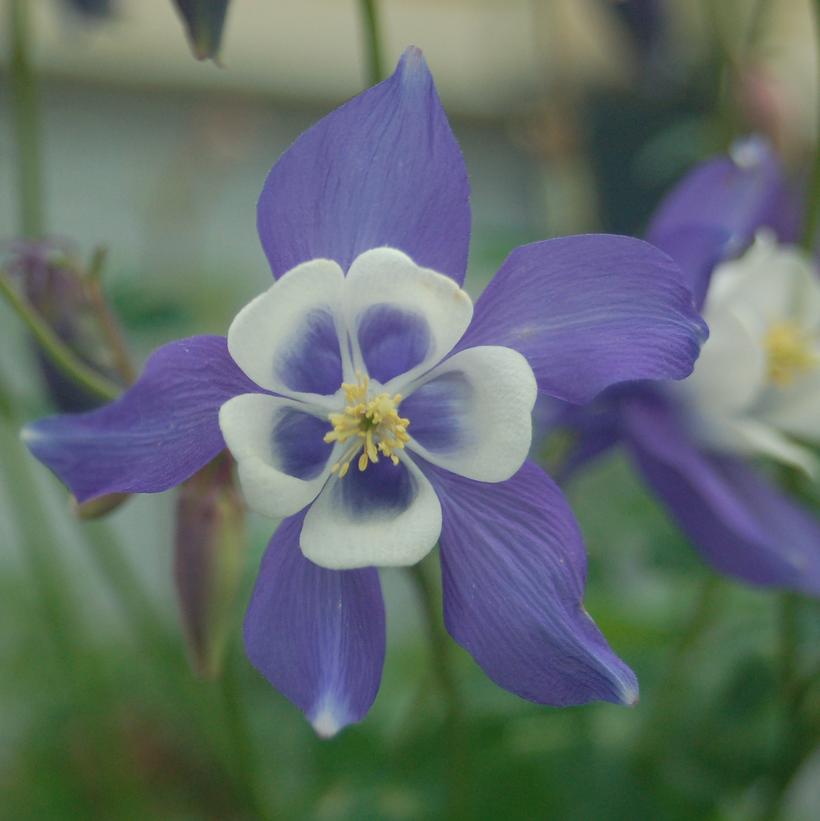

[1,1,819,819]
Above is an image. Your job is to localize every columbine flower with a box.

[22,48,706,734]
[672,232,820,476]
[547,137,820,595]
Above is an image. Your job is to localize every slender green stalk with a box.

[408,560,470,820]
[83,520,167,646]
[220,641,275,821]
[0,269,121,401]
[8,0,45,237]
[800,0,820,250]
[0,418,80,669]
[358,0,384,85]
[633,576,721,763]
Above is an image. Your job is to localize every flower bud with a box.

[6,240,124,412]
[174,454,245,679]
[171,0,231,61]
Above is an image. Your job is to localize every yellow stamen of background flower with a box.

[324,371,410,478]
[765,322,818,387]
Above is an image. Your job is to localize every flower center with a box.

[764,321,817,387]
[323,371,410,478]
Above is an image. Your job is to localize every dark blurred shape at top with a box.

[61,0,117,19]
[609,0,664,57]
[172,0,232,61]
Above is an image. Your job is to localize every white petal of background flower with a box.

[219,393,334,519]
[227,257,347,398]
[405,345,537,482]
[300,456,442,569]
[343,247,473,389]
[679,235,820,471]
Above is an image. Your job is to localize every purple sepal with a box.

[456,235,707,404]
[22,335,257,503]
[257,47,471,284]
[422,459,639,707]
[622,394,820,595]
[647,138,801,306]
[243,512,385,736]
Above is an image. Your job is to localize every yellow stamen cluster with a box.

[765,321,818,387]
[324,371,410,478]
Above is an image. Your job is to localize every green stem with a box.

[0,269,120,401]
[408,560,470,820]
[8,0,45,237]
[633,577,721,763]
[358,0,384,85]
[220,641,275,821]
[0,418,80,669]
[82,519,167,647]
[801,0,820,250]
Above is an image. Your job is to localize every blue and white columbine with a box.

[23,48,706,735]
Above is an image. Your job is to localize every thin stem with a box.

[633,576,721,763]
[0,418,80,669]
[358,0,385,86]
[82,520,167,647]
[220,641,275,821]
[0,268,120,402]
[8,0,45,237]
[408,560,470,820]
[801,0,820,250]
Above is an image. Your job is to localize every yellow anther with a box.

[325,371,410,477]
[765,322,818,387]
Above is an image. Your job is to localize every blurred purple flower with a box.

[548,137,820,595]
[22,49,707,734]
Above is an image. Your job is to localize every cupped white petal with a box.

[672,306,766,415]
[758,368,820,441]
[343,247,473,386]
[300,455,442,569]
[403,345,537,482]
[708,234,817,338]
[227,258,347,398]
[219,393,333,519]
[718,417,818,478]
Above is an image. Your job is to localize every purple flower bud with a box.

[5,239,124,412]
[171,0,231,62]
[174,454,245,679]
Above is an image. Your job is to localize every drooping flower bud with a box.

[174,454,245,679]
[171,0,232,62]
[5,240,126,413]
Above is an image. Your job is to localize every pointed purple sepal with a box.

[457,234,707,404]
[243,512,386,736]
[623,394,820,595]
[22,335,257,502]
[422,459,639,707]
[257,47,471,283]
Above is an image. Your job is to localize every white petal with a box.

[300,456,442,569]
[708,234,818,337]
[673,306,766,415]
[219,393,333,519]
[343,247,473,387]
[730,418,818,478]
[757,369,820,442]
[227,258,347,398]
[403,345,537,482]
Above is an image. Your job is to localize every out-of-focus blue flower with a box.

[171,0,231,61]
[21,49,707,735]
[547,137,820,595]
